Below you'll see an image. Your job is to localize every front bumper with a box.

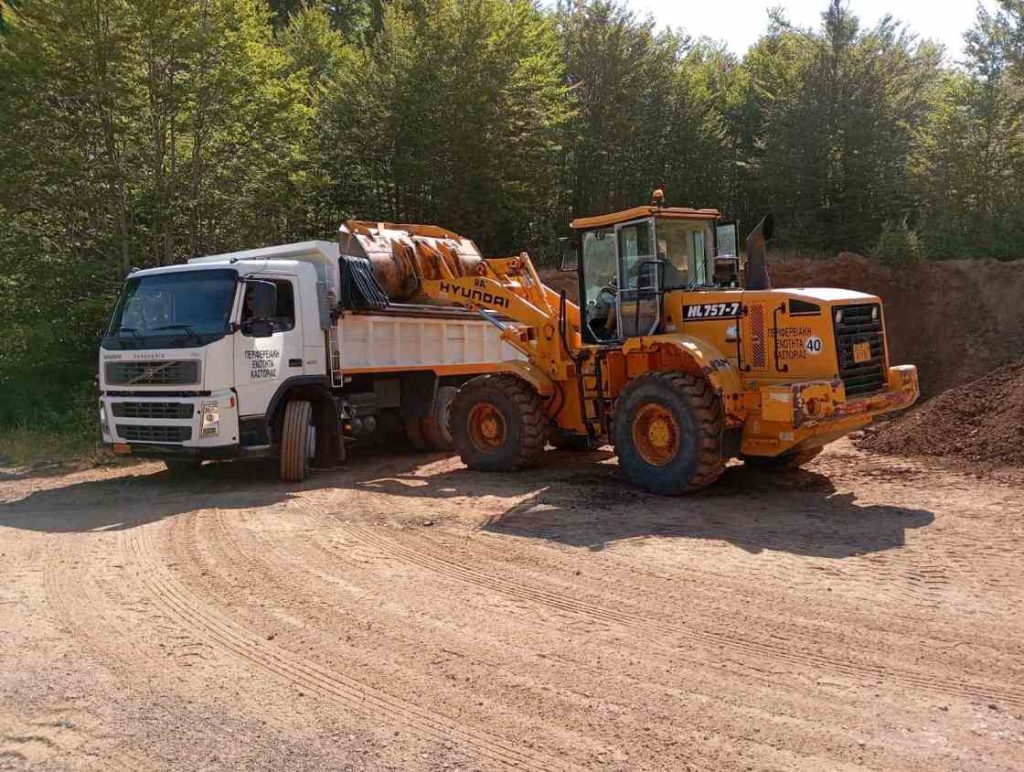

[742,365,919,457]
[99,390,241,458]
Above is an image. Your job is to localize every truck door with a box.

[234,275,305,423]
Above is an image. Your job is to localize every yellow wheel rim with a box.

[467,402,507,453]
[632,402,681,467]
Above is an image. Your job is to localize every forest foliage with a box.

[1,0,1023,431]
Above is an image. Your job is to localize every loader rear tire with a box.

[613,371,724,495]
[743,447,822,471]
[422,385,458,451]
[280,399,314,482]
[450,374,547,472]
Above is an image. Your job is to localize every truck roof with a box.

[123,241,338,279]
[188,240,338,265]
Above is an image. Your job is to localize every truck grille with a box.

[105,360,199,386]
[111,402,194,419]
[833,303,887,397]
[116,424,192,443]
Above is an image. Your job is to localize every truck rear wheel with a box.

[421,385,458,451]
[280,399,314,482]
[613,371,724,495]
[450,374,547,472]
[743,447,822,471]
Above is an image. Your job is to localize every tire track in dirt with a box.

[125,523,567,771]
[401,523,1023,662]
[316,514,1024,711]
[198,505,889,771]
[187,508,675,768]
[40,535,169,772]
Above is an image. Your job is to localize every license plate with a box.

[112,443,132,455]
[853,341,872,364]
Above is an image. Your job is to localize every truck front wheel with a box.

[450,374,547,472]
[613,371,724,495]
[280,399,315,482]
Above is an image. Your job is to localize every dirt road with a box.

[1,441,1022,770]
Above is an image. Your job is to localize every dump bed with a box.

[330,304,522,385]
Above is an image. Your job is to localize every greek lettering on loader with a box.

[245,348,280,379]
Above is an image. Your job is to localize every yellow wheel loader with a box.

[337,197,919,494]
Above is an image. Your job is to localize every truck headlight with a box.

[871,305,879,321]
[99,402,110,437]
[201,403,220,437]
[834,309,844,324]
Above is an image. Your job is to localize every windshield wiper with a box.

[152,324,200,341]
[116,326,142,339]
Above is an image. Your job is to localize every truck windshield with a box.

[105,269,237,346]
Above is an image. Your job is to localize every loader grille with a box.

[833,303,887,397]
[105,360,199,386]
[110,402,194,419]
[116,424,192,443]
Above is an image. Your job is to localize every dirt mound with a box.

[859,360,1024,466]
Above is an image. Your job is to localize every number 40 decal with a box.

[805,336,823,354]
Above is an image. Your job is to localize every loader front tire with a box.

[280,399,314,482]
[613,371,724,495]
[450,374,547,472]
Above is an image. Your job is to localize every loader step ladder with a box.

[578,350,612,443]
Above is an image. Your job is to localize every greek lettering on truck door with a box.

[233,276,305,424]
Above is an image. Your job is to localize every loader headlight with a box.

[201,402,220,438]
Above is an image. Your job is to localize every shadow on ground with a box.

[0,447,934,559]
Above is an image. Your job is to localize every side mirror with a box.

[557,237,578,272]
[246,279,277,319]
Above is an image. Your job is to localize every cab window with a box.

[241,278,296,335]
[581,228,618,341]
[617,220,655,290]
[656,219,712,287]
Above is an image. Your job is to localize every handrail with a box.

[772,302,789,373]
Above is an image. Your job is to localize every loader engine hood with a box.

[777,287,879,304]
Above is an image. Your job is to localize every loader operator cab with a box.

[571,205,739,344]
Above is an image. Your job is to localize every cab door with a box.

[615,218,662,337]
[233,275,305,422]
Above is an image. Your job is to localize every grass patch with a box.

[0,425,102,468]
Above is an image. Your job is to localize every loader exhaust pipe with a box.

[745,214,774,291]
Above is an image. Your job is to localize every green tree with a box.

[325,0,568,255]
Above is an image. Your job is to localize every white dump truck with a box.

[98,237,522,480]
